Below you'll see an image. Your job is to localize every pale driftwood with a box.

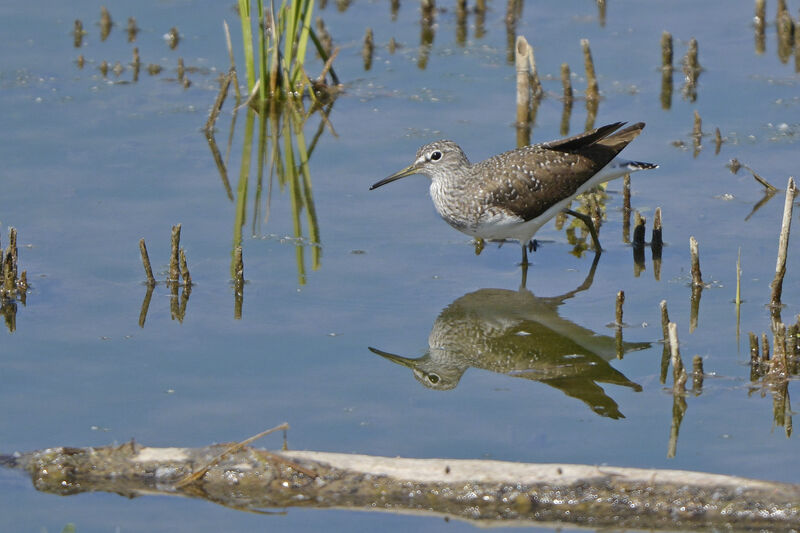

[3,444,800,530]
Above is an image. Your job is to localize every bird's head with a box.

[370,140,470,189]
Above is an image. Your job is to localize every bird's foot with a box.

[473,238,485,256]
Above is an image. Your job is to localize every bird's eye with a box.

[428,374,440,384]
[430,150,442,161]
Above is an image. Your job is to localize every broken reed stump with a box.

[660,300,670,344]
[126,16,139,43]
[770,177,796,308]
[561,63,573,103]
[749,332,760,364]
[748,321,800,381]
[615,290,624,326]
[138,227,194,326]
[515,36,532,129]
[692,110,702,140]
[169,224,181,283]
[689,236,702,286]
[560,63,573,135]
[167,27,180,50]
[632,212,646,277]
[417,1,435,70]
[660,31,674,109]
[139,225,192,287]
[362,28,374,71]
[692,110,702,156]
[689,237,703,334]
[474,0,486,38]
[581,39,599,100]
[754,0,766,54]
[661,31,673,70]
[776,0,794,63]
[421,0,435,21]
[749,331,763,380]
[178,58,190,88]
[621,174,631,243]
[683,37,701,77]
[1,227,28,301]
[632,211,646,247]
[651,208,663,281]
[100,6,112,42]
[455,0,467,44]
[659,300,671,384]
[682,38,701,101]
[514,36,542,147]
[139,238,156,287]
[614,290,624,358]
[1,227,29,333]
[132,47,141,82]
[73,19,85,48]
[652,207,663,247]
[771,322,789,376]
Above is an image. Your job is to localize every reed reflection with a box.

[371,256,650,419]
[206,99,332,287]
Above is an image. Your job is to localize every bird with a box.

[370,122,657,265]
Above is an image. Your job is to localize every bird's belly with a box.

[443,210,535,242]
[432,182,548,242]
[478,215,548,242]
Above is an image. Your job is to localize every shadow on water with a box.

[206,99,334,287]
[370,254,650,419]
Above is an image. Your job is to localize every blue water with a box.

[1,1,799,531]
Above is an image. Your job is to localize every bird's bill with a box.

[368,346,417,368]
[369,164,419,190]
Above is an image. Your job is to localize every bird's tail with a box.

[595,122,647,152]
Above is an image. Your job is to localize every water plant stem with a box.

[770,177,796,307]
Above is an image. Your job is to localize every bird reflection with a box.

[370,255,650,419]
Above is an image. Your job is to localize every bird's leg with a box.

[520,259,529,289]
[521,243,529,266]
[563,208,602,252]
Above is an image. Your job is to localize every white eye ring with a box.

[430,150,442,161]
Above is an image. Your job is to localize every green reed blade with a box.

[292,0,314,87]
[256,0,268,100]
[238,0,256,92]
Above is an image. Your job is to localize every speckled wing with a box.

[478,122,645,222]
